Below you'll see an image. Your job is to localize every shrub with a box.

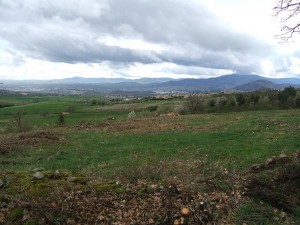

[128,111,136,119]
[144,105,158,112]
[235,93,246,106]
[278,86,297,105]
[173,104,189,115]
[57,113,65,126]
[227,96,237,107]
[296,97,300,108]
[249,93,260,105]
[156,104,173,114]
[90,99,97,105]
[185,95,205,114]
[216,96,228,107]
[208,98,216,107]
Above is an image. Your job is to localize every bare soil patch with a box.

[0,131,63,155]
[71,117,187,133]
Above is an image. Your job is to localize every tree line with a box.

[184,87,300,114]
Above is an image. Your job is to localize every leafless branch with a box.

[274,0,300,41]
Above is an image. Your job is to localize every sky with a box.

[0,0,300,80]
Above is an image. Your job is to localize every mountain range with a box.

[1,74,300,94]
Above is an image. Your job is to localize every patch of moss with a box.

[8,207,24,221]
[26,181,53,196]
[44,169,72,179]
[235,200,289,225]
[67,176,87,184]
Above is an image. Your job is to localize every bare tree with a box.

[275,0,300,41]
[10,109,31,132]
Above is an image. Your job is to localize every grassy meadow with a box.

[0,94,299,224]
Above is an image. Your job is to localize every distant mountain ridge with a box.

[1,74,300,94]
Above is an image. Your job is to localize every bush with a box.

[128,111,136,119]
[208,98,216,107]
[249,93,260,105]
[156,104,173,114]
[227,96,237,107]
[278,86,297,106]
[144,105,158,112]
[185,95,205,114]
[173,104,189,115]
[235,93,246,106]
[216,96,227,107]
[57,113,65,126]
[90,99,97,105]
[296,97,300,108]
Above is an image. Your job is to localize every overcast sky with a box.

[0,0,300,80]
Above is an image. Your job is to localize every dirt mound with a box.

[71,118,186,133]
[71,122,110,130]
[245,152,300,214]
[0,131,62,155]
[249,152,299,173]
[18,131,60,142]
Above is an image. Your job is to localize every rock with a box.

[265,158,274,165]
[250,164,261,172]
[148,218,155,224]
[279,154,287,158]
[180,207,191,216]
[32,168,45,172]
[173,219,181,225]
[0,212,5,223]
[294,151,300,159]
[150,184,157,189]
[33,172,45,179]
[53,169,61,178]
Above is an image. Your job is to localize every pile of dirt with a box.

[71,122,111,131]
[245,151,300,214]
[250,152,300,172]
[0,131,63,155]
[71,118,186,133]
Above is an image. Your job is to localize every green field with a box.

[0,95,299,224]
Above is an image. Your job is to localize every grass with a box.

[1,95,300,223]
[1,108,300,175]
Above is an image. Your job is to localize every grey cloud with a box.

[0,0,275,74]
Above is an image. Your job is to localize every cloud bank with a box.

[0,0,299,79]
